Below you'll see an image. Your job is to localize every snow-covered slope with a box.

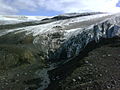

[0,15,50,25]
[0,13,119,59]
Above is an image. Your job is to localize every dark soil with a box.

[46,37,120,90]
[0,35,120,90]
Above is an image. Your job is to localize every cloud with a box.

[0,0,120,15]
[0,0,18,14]
[12,0,38,11]
[37,0,120,13]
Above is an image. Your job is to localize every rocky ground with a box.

[0,30,120,90]
[1,36,120,90]
[46,37,120,90]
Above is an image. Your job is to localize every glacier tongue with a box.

[26,13,120,61]
[0,13,120,61]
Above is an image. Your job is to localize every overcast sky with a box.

[0,0,120,16]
